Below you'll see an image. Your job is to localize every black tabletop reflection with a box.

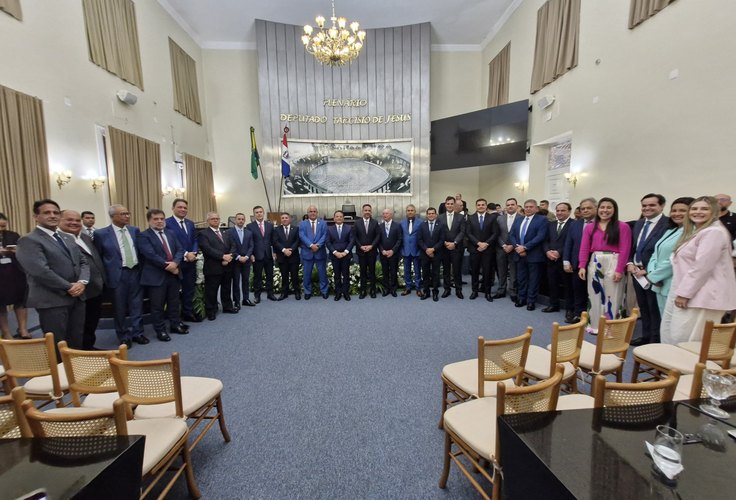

[498,398,736,500]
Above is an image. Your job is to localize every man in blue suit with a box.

[247,206,278,303]
[138,209,188,342]
[379,208,403,297]
[93,204,146,348]
[509,199,548,311]
[165,198,201,323]
[400,204,423,296]
[563,198,596,323]
[299,205,329,299]
[326,210,354,301]
[229,213,255,306]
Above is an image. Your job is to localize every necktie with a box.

[311,220,316,236]
[120,228,135,268]
[520,217,530,244]
[479,215,484,230]
[429,222,434,233]
[53,232,71,257]
[385,223,390,237]
[448,213,454,228]
[284,226,288,238]
[408,219,413,234]
[364,219,369,231]
[238,228,244,244]
[337,225,342,239]
[215,230,223,242]
[635,220,652,263]
[158,231,173,261]
[557,221,563,235]
[87,228,94,238]
[259,223,264,237]
[179,220,187,234]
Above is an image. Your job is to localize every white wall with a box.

[480,0,736,219]
[0,0,210,225]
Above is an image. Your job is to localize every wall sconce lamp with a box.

[91,176,106,193]
[564,172,579,188]
[163,186,185,197]
[514,181,528,195]
[55,170,72,190]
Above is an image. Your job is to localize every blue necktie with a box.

[53,233,71,257]
[238,228,243,244]
[635,220,652,263]
[520,217,530,244]
[479,214,484,230]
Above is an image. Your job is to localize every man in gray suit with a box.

[494,197,519,301]
[59,209,105,350]
[17,200,89,349]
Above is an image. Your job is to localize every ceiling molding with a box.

[157,0,204,47]
[201,41,257,50]
[431,44,481,53]
[480,0,524,51]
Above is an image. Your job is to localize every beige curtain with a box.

[629,0,676,29]
[530,0,580,94]
[107,127,161,228]
[81,0,144,89]
[0,85,50,235]
[0,0,22,20]
[487,43,511,108]
[169,39,202,124]
[183,153,216,223]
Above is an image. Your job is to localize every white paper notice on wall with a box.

[669,69,679,80]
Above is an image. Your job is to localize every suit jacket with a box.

[400,217,423,257]
[138,228,184,286]
[228,226,254,260]
[543,218,572,256]
[326,224,354,255]
[437,211,465,245]
[247,220,275,261]
[197,227,231,275]
[16,228,89,309]
[417,220,446,260]
[353,217,380,253]
[272,225,300,264]
[76,232,105,298]
[466,212,499,254]
[509,214,548,263]
[378,221,402,254]
[93,224,141,288]
[496,212,518,248]
[165,216,198,254]
[298,218,327,261]
[563,219,590,268]
[631,216,670,267]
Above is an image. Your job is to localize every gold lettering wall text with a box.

[323,99,367,107]
[280,113,411,125]
[279,114,328,123]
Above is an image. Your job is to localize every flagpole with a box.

[250,126,272,213]
[258,162,272,214]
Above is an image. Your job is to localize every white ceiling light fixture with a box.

[302,0,366,67]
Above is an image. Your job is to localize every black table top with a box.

[498,398,736,500]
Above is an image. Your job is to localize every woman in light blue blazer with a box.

[646,197,694,314]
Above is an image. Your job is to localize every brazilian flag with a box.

[250,126,260,180]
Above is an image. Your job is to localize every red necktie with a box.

[158,231,173,260]
[215,230,223,242]
[311,220,316,236]
[259,223,265,237]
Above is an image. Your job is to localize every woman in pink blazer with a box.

[661,196,736,344]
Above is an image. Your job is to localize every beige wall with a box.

[0,0,209,226]
[480,0,736,219]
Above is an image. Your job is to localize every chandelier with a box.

[302,0,366,67]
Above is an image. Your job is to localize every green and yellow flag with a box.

[250,126,260,180]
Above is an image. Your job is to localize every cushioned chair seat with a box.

[676,342,701,356]
[568,342,622,374]
[81,391,120,409]
[556,394,595,410]
[23,362,69,395]
[524,346,575,380]
[133,377,223,419]
[443,397,496,461]
[127,418,189,475]
[633,344,720,374]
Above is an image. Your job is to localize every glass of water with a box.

[700,370,735,419]
[652,425,684,479]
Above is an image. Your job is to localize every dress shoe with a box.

[469,291,479,300]
[390,290,397,297]
[526,303,536,311]
[492,292,506,299]
[401,289,412,296]
[295,292,302,300]
[510,295,518,303]
[416,290,424,298]
[441,289,451,298]
[542,306,560,313]
[304,294,311,300]
[207,313,217,321]
[432,290,439,302]
[182,313,202,323]
[267,294,279,301]
[630,337,649,347]
[254,295,261,304]
[121,339,132,349]
[485,293,493,302]
[359,291,367,299]
[382,290,390,297]
[222,308,239,314]
[515,300,527,308]
[278,294,288,301]
[456,290,464,299]
[170,324,189,334]
[564,311,575,323]
[344,294,351,301]
[370,291,377,298]
[334,294,341,301]
[132,335,149,345]
[156,332,172,342]
[420,292,430,301]
[322,293,329,299]
[242,299,255,307]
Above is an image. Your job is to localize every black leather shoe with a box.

[304,294,311,300]
[401,289,412,296]
[170,324,189,335]
[420,292,430,301]
[390,290,397,297]
[222,308,239,314]
[515,300,527,308]
[382,290,390,297]
[344,294,351,301]
[157,332,171,342]
[492,292,506,299]
[542,306,560,313]
[295,292,302,300]
[243,300,255,307]
[182,314,202,323]
[322,293,329,299]
[359,292,367,299]
[565,311,575,323]
[207,313,216,321]
[456,290,464,299]
[485,293,493,302]
[370,290,377,298]
[267,294,278,301]
[278,294,287,301]
[441,289,451,298]
[416,290,424,298]
[630,337,649,347]
[432,291,439,302]
[121,339,132,349]
[254,295,261,304]
[527,303,536,311]
[132,335,149,345]
[469,291,478,300]
[334,294,341,301]
[510,295,518,302]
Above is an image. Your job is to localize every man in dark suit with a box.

[417,207,446,301]
[400,204,423,296]
[563,198,597,323]
[17,200,89,350]
[326,210,354,300]
[197,212,236,320]
[138,209,189,341]
[509,199,548,311]
[81,211,97,239]
[353,204,380,299]
[378,208,403,297]
[272,212,301,300]
[247,206,277,303]
[59,209,105,350]
[229,212,255,307]
[495,198,519,300]
[438,196,466,299]
[166,198,201,323]
[299,205,329,299]
[543,202,573,314]
[466,198,499,301]
[627,194,669,345]
[94,204,146,348]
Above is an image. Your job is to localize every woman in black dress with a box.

[0,213,30,339]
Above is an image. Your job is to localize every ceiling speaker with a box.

[116,90,138,105]
[537,95,555,109]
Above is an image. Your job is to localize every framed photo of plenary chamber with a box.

[283,139,412,197]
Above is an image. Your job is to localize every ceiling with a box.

[157,0,522,50]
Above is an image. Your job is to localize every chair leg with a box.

[215,395,232,443]
[182,444,202,499]
[630,361,640,383]
[616,365,623,383]
[439,380,448,429]
[438,431,452,489]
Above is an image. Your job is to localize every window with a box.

[169,38,202,124]
[529,0,580,94]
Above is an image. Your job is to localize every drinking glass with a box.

[700,370,736,419]
[651,425,683,479]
